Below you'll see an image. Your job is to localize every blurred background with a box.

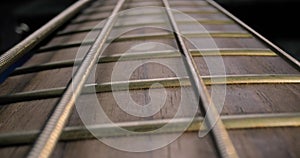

[0,0,299,61]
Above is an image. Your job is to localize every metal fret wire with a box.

[37,31,251,53]
[57,20,234,36]
[11,49,275,76]
[0,112,299,146]
[0,74,299,105]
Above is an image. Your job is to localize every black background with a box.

[1,0,299,61]
[217,0,300,61]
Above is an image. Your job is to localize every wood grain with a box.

[0,0,299,157]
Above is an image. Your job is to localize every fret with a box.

[70,18,233,27]
[73,9,220,23]
[1,112,299,146]
[38,31,251,53]
[95,0,208,6]
[71,18,105,24]
[81,10,219,18]
[90,1,208,9]
[57,27,100,36]
[12,49,275,75]
[112,31,252,42]
[58,20,235,36]
[84,3,213,15]
[36,40,92,53]
[161,0,238,157]
[82,8,215,16]
[26,0,127,157]
[1,75,299,105]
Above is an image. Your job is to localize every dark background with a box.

[1,0,299,61]
[217,0,300,61]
